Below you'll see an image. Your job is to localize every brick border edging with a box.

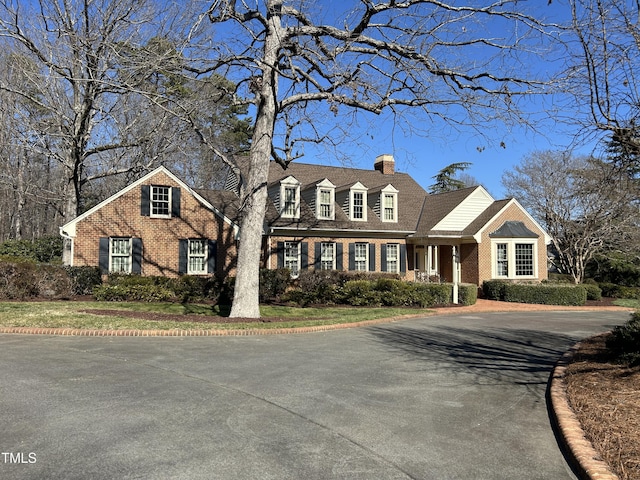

[0,314,423,337]
[549,336,620,480]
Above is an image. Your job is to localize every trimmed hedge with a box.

[93,274,221,303]
[503,283,587,306]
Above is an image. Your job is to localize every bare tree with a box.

[0,0,180,260]
[567,0,640,157]
[502,150,638,283]
[186,0,559,317]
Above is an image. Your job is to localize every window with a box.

[386,243,399,273]
[110,237,132,273]
[383,194,395,221]
[284,241,300,277]
[496,243,508,276]
[515,243,534,276]
[151,186,170,217]
[493,241,536,278]
[280,177,300,218]
[354,243,368,271]
[320,242,335,270]
[318,189,333,219]
[352,192,364,220]
[283,186,297,217]
[188,239,207,274]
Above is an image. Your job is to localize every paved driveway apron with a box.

[0,310,629,480]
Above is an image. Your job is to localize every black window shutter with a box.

[99,238,109,274]
[132,238,143,274]
[277,242,284,268]
[400,244,407,273]
[301,242,308,270]
[207,240,217,274]
[369,244,376,272]
[178,239,188,275]
[336,243,343,271]
[381,244,387,272]
[348,243,355,271]
[141,185,150,216]
[171,187,181,218]
[314,242,321,269]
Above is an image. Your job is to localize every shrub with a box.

[259,268,291,303]
[93,284,176,302]
[65,266,102,295]
[598,283,640,299]
[606,311,640,366]
[582,283,602,301]
[0,236,63,263]
[340,280,383,306]
[458,283,478,306]
[0,259,74,299]
[502,283,587,306]
[482,280,508,300]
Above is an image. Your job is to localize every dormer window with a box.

[280,177,300,219]
[350,182,368,221]
[381,185,399,222]
[315,179,335,220]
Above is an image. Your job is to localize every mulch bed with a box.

[565,334,640,480]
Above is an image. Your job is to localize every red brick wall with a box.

[71,171,237,277]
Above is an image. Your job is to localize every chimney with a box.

[374,154,395,175]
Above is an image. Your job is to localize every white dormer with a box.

[316,179,335,220]
[380,184,399,222]
[280,176,300,219]
[350,182,368,221]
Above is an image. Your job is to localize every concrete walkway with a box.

[0,307,632,479]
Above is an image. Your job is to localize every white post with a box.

[452,245,459,304]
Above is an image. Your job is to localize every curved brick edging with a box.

[0,314,422,337]
[549,337,620,480]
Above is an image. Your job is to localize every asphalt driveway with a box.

[0,309,630,480]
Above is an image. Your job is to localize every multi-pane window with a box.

[319,189,332,219]
[354,243,368,271]
[110,238,131,273]
[515,243,534,276]
[320,242,335,270]
[282,186,298,217]
[496,243,508,276]
[353,192,364,220]
[494,241,535,278]
[386,243,399,273]
[188,239,207,274]
[284,242,300,277]
[383,193,396,221]
[151,186,170,217]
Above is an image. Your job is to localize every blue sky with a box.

[287,0,590,200]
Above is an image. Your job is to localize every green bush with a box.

[0,236,63,263]
[65,266,102,295]
[606,311,640,366]
[582,283,602,301]
[598,283,640,299]
[93,284,176,302]
[340,280,383,306]
[259,268,291,303]
[502,283,587,306]
[0,259,74,299]
[458,283,478,306]
[482,280,509,300]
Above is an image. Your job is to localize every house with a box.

[60,155,551,287]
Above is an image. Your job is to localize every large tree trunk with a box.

[228,0,282,318]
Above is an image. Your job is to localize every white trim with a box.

[433,186,494,231]
[491,238,538,279]
[280,176,301,219]
[350,182,368,221]
[316,179,335,220]
[381,184,399,223]
[473,198,551,244]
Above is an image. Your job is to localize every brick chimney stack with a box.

[374,154,395,175]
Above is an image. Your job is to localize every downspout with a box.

[59,227,74,267]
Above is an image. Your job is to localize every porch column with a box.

[452,245,460,304]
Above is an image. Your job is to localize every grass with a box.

[0,301,429,331]
[613,299,640,309]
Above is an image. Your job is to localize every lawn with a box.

[0,301,429,331]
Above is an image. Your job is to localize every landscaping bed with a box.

[565,334,640,480]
